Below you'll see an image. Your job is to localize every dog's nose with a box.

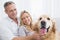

[41,21,46,28]
[41,21,46,25]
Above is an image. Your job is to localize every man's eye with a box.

[14,9,16,10]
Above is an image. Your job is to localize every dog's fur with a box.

[32,15,59,40]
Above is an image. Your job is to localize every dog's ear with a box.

[52,19,56,33]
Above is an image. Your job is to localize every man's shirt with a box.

[0,16,20,40]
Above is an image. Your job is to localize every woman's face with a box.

[21,13,31,26]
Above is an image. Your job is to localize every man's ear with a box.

[5,9,7,14]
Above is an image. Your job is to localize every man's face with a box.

[5,4,17,19]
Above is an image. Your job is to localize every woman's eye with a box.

[47,17,50,20]
[26,16,29,18]
[22,17,25,20]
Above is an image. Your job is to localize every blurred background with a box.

[0,0,60,32]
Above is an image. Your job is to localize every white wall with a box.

[0,0,60,31]
[52,0,60,18]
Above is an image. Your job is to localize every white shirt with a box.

[0,16,20,40]
[18,25,34,37]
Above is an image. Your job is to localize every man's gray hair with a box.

[4,1,15,8]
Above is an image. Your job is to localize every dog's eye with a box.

[47,18,50,20]
[39,17,42,20]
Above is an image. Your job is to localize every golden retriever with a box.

[32,15,60,40]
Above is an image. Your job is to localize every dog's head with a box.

[33,15,56,36]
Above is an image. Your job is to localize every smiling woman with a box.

[18,10,34,36]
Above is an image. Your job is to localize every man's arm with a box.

[12,35,34,40]
[12,33,41,40]
[0,26,16,40]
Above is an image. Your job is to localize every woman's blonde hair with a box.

[20,10,32,27]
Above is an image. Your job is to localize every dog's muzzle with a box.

[40,21,50,32]
[40,21,50,35]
